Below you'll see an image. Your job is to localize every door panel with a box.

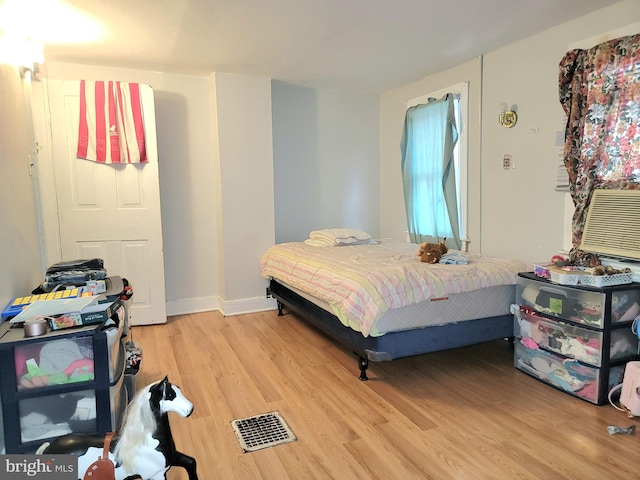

[41,79,166,326]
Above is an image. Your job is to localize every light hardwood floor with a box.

[131,309,640,480]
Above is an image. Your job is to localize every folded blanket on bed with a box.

[304,228,376,247]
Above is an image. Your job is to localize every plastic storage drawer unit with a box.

[0,320,125,453]
[514,272,639,405]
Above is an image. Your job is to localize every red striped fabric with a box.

[108,81,119,164]
[77,80,89,159]
[95,81,107,163]
[76,80,148,164]
[129,83,147,163]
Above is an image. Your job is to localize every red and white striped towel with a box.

[77,80,148,164]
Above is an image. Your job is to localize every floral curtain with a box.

[559,33,640,262]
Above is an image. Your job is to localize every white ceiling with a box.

[30,0,624,93]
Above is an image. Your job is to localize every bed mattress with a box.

[280,280,516,336]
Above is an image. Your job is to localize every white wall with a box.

[0,65,42,309]
[272,81,380,242]
[480,1,640,263]
[380,0,640,264]
[209,73,276,315]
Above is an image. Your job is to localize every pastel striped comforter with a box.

[260,239,531,337]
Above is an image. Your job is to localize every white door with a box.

[33,79,167,326]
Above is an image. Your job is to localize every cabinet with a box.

[0,313,126,453]
[514,272,640,405]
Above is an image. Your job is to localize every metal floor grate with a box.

[231,411,297,453]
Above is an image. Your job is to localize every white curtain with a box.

[400,93,460,249]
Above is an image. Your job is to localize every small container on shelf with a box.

[534,263,552,279]
[549,269,584,286]
[579,272,633,288]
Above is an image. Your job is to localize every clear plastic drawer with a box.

[514,341,600,403]
[14,337,96,392]
[517,276,640,328]
[0,395,4,454]
[18,372,124,444]
[13,318,123,392]
[19,388,96,443]
[514,307,638,366]
[105,318,124,383]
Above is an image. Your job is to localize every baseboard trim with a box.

[220,296,278,316]
[165,295,277,317]
[166,295,220,317]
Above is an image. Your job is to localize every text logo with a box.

[1,455,76,479]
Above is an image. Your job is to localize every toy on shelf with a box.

[2,288,86,320]
[37,376,198,480]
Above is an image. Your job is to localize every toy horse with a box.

[37,376,198,480]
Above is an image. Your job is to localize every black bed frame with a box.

[268,279,515,380]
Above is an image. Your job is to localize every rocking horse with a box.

[37,376,198,480]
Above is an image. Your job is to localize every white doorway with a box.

[32,79,167,326]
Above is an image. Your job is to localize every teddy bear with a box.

[417,238,448,264]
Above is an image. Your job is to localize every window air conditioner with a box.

[580,189,640,261]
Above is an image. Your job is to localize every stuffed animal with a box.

[417,238,448,264]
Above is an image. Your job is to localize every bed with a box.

[260,233,532,380]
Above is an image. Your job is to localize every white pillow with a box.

[305,228,374,246]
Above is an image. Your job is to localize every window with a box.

[402,82,468,248]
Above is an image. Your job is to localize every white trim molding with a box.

[165,295,277,318]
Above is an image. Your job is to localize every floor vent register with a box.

[231,411,297,453]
